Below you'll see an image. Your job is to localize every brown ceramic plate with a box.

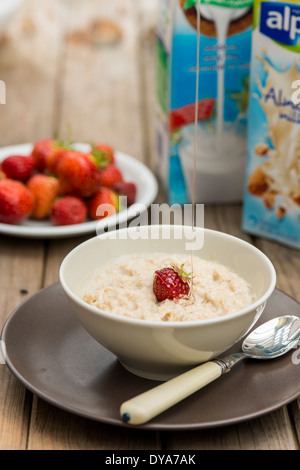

[1,283,300,430]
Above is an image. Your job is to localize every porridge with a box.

[82,253,255,322]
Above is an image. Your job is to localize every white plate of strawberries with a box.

[0,141,158,238]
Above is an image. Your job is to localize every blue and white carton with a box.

[243,0,300,249]
[155,0,253,204]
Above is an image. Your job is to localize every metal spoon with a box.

[120,315,300,425]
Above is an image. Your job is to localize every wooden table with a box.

[0,0,299,451]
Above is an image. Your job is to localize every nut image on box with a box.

[155,0,253,204]
[243,0,300,249]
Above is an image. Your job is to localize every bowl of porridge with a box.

[59,225,276,380]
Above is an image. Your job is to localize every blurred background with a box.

[0,0,158,169]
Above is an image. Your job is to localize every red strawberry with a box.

[113,181,137,206]
[51,196,87,226]
[45,146,67,174]
[99,164,123,187]
[31,139,68,173]
[88,187,119,220]
[56,151,101,197]
[153,265,191,302]
[27,174,60,219]
[1,154,35,181]
[92,143,115,166]
[0,179,35,224]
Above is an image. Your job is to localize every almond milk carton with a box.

[155,0,253,204]
[243,0,300,249]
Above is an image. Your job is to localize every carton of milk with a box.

[242,0,300,249]
[155,0,253,204]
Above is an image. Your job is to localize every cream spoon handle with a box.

[120,361,223,425]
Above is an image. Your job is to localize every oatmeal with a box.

[82,253,255,322]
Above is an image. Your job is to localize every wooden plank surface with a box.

[165,408,298,450]
[0,0,299,451]
[58,0,145,160]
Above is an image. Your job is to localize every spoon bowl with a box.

[242,315,300,359]
[121,315,300,425]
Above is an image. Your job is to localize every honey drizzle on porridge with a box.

[189,0,201,300]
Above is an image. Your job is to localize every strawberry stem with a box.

[91,146,110,168]
[171,264,193,283]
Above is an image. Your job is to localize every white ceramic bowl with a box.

[0,0,22,35]
[60,225,276,380]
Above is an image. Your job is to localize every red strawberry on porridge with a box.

[153,265,192,302]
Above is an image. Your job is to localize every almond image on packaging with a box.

[243,0,300,249]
